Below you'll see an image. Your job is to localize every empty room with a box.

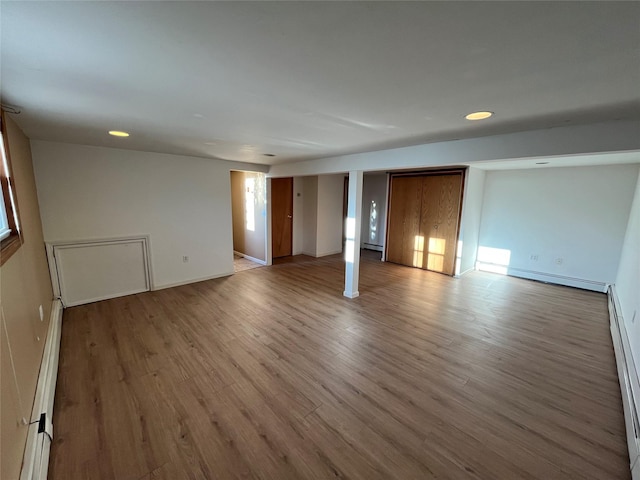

[1,2,639,480]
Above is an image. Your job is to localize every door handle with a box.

[287,215,292,219]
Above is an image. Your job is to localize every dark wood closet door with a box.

[419,173,463,275]
[386,171,464,275]
[386,176,423,267]
[271,177,293,258]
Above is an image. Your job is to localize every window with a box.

[0,114,23,266]
[245,177,255,232]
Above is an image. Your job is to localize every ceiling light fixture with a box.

[108,130,130,137]
[465,111,493,121]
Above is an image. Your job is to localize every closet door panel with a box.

[420,174,463,275]
[387,176,423,266]
[420,175,444,271]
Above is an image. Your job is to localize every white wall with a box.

[478,164,639,291]
[361,173,387,250]
[316,174,345,257]
[615,169,640,375]
[457,167,486,275]
[302,176,318,256]
[31,141,266,289]
[292,177,304,255]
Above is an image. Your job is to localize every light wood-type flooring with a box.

[49,252,630,479]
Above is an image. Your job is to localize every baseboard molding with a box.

[455,266,475,277]
[508,267,608,292]
[608,285,640,478]
[20,299,63,480]
[477,262,608,292]
[300,249,344,258]
[233,251,267,265]
[316,249,343,258]
[63,288,149,308]
[362,243,383,252]
[154,271,234,290]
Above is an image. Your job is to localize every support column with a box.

[344,170,363,299]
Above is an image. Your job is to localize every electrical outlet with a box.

[182,256,189,263]
[555,258,563,265]
[530,254,539,261]
[39,305,44,321]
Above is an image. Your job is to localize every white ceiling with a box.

[1,1,639,166]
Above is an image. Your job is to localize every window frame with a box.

[0,113,23,266]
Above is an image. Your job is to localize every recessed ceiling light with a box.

[536,162,549,165]
[193,113,204,118]
[108,130,129,137]
[465,111,493,121]
[263,153,276,157]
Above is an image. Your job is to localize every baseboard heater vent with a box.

[20,299,63,480]
[608,286,640,479]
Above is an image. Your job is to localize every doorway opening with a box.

[230,171,267,272]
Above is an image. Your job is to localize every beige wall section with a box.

[316,174,344,257]
[1,116,54,480]
[302,176,318,256]
[299,174,344,257]
[230,171,266,261]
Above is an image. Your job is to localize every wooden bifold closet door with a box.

[386,171,464,276]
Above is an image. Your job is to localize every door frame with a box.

[269,176,294,260]
[384,167,466,276]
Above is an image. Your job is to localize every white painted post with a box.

[344,170,363,298]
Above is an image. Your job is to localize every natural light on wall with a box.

[0,132,18,239]
[455,240,463,276]
[369,200,378,243]
[245,177,255,232]
[476,246,512,275]
[345,217,356,264]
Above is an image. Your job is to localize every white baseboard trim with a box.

[300,250,344,258]
[233,251,267,265]
[63,288,149,308]
[316,249,343,258]
[477,263,608,292]
[343,290,360,299]
[608,285,640,479]
[455,266,475,277]
[21,299,63,480]
[153,271,234,290]
[508,267,608,292]
[362,243,383,252]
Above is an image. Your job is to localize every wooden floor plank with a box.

[49,252,630,479]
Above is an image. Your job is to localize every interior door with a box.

[386,176,423,267]
[420,174,463,275]
[271,177,293,258]
[386,171,464,275]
